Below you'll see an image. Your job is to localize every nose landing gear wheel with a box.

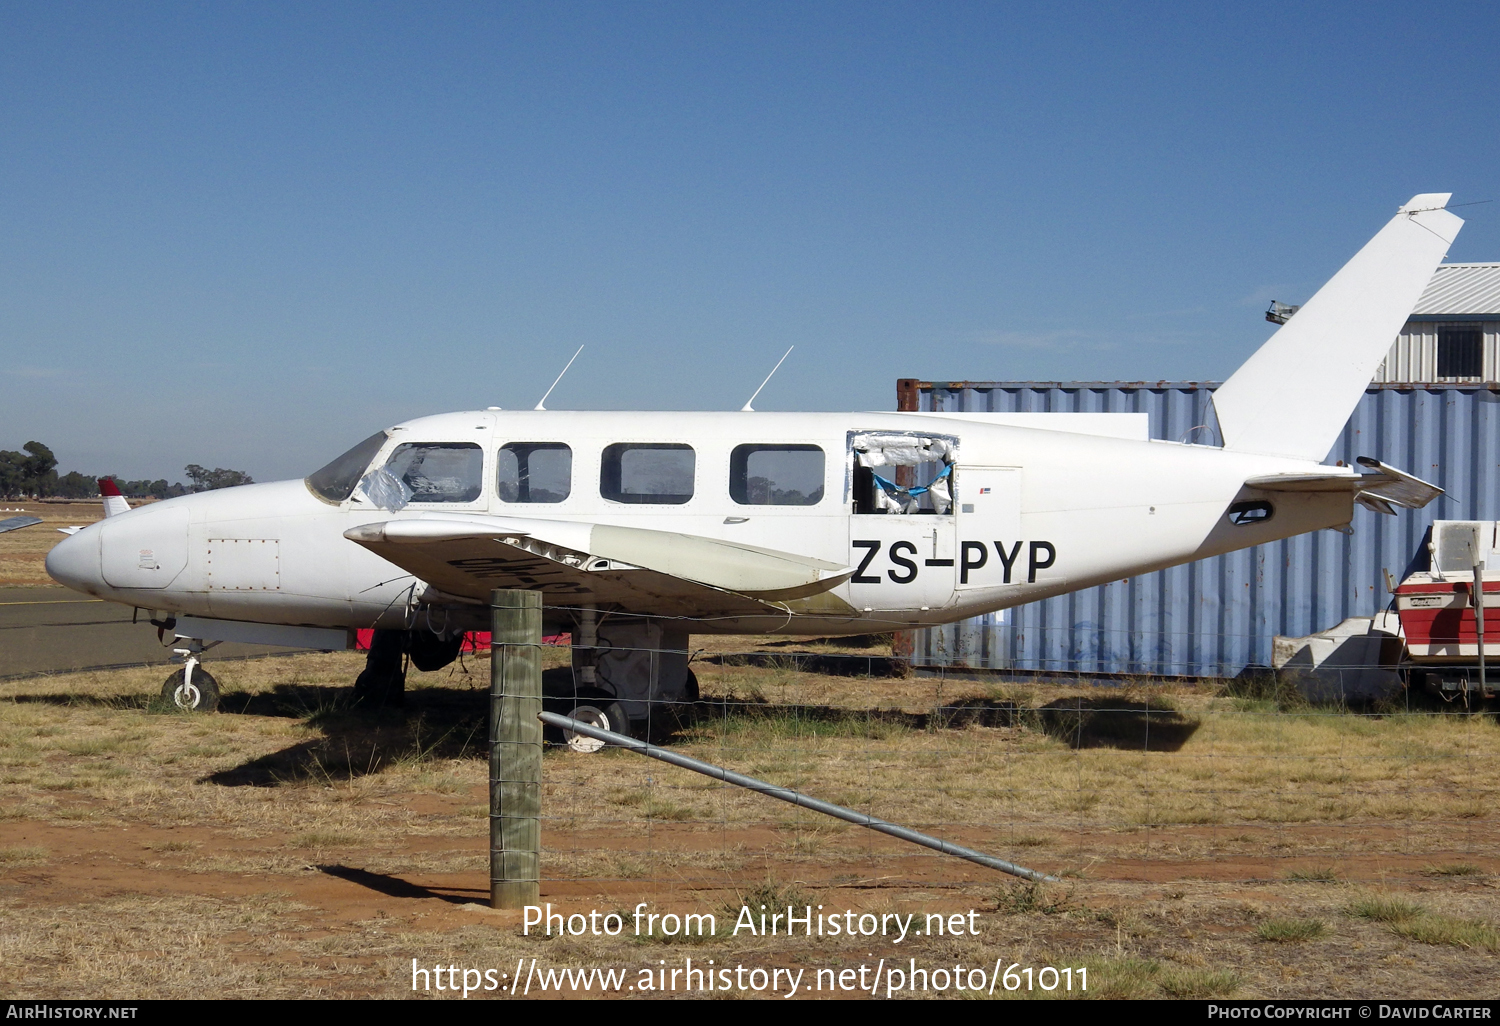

[161,667,220,712]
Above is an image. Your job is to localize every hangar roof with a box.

[1411,263,1500,318]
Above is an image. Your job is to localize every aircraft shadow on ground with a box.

[1034,696,1201,751]
[689,694,1200,751]
[205,682,490,787]
[10,693,155,709]
[196,686,1199,788]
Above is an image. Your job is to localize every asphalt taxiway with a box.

[0,587,309,679]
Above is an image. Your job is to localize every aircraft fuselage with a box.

[46,409,1357,637]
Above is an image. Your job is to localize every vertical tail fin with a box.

[1212,195,1463,462]
[99,478,131,518]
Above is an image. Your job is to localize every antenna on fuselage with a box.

[741,346,794,412]
[535,345,584,411]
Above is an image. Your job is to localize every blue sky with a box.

[3,1,1497,482]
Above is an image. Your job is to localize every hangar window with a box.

[306,431,389,504]
[730,445,825,505]
[850,432,956,515]
[498,443,572,503]
[1437,324,1483,379]
[382,442,484,503]
[601,443,695,504]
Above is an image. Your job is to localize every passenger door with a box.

[847,515,957,612]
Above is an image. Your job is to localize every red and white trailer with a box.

[1395,521,1500,702]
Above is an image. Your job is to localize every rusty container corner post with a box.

[890,377,923,667]
[490,589,543,909]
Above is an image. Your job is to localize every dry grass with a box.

[1255,918,1327,943]
[0,845,48,866]
[1286,867,1339,883]
[0,500,105,585]
[1,639,1498,998]
[1346,894,1499,953]
[1348,895,1427,923]
[1080,957,1242,999]
[1389,916,1500,953]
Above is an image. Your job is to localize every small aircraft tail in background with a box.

[1212,195,1463,463]
[99,478,131,518]
[56,478,132,535]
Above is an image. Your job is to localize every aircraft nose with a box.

[46,526,103,596]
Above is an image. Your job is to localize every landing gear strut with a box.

[353,628,408,707]
[541,612,698,749]
[350,627,468,708]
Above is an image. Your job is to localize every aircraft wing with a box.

[0,515,42,535]
[1245,457,1443,515]
[344,515,855,619]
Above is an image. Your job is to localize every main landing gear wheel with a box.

[560,690,628,754]
[161,667,220,712]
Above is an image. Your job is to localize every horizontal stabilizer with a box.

[1245,457,1443,516]
[1213,196,1463,462]
[1352,457,1445,513]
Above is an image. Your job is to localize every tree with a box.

[21,441,56,487]
[0,452,19,498]
[0,439,202,500]
[55,471,97,498]
[105,477,189,499]
[0,441,58,497]
[184,465,254,491]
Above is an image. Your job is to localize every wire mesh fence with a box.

[525,612,1500,904]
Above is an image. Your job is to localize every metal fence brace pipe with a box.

[539,710,1058,884]
[491,590,543,909]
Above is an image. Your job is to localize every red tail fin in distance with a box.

[99,478,131,518]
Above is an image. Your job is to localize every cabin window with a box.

[1437,324,1483,379]
[497,443,572,503]
[730,445,825,506]
[306,431,388,503]
[850,432,956,515]
[601,443,695,504]
[382,442,484,503]
[1227,499,1273,526]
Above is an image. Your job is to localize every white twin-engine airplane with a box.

[44,195,1460,734]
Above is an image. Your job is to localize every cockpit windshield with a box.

[305,431,388,504]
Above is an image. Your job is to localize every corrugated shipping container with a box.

[909,382,1500,678]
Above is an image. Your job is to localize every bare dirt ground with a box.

[1,642,1497,1000]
